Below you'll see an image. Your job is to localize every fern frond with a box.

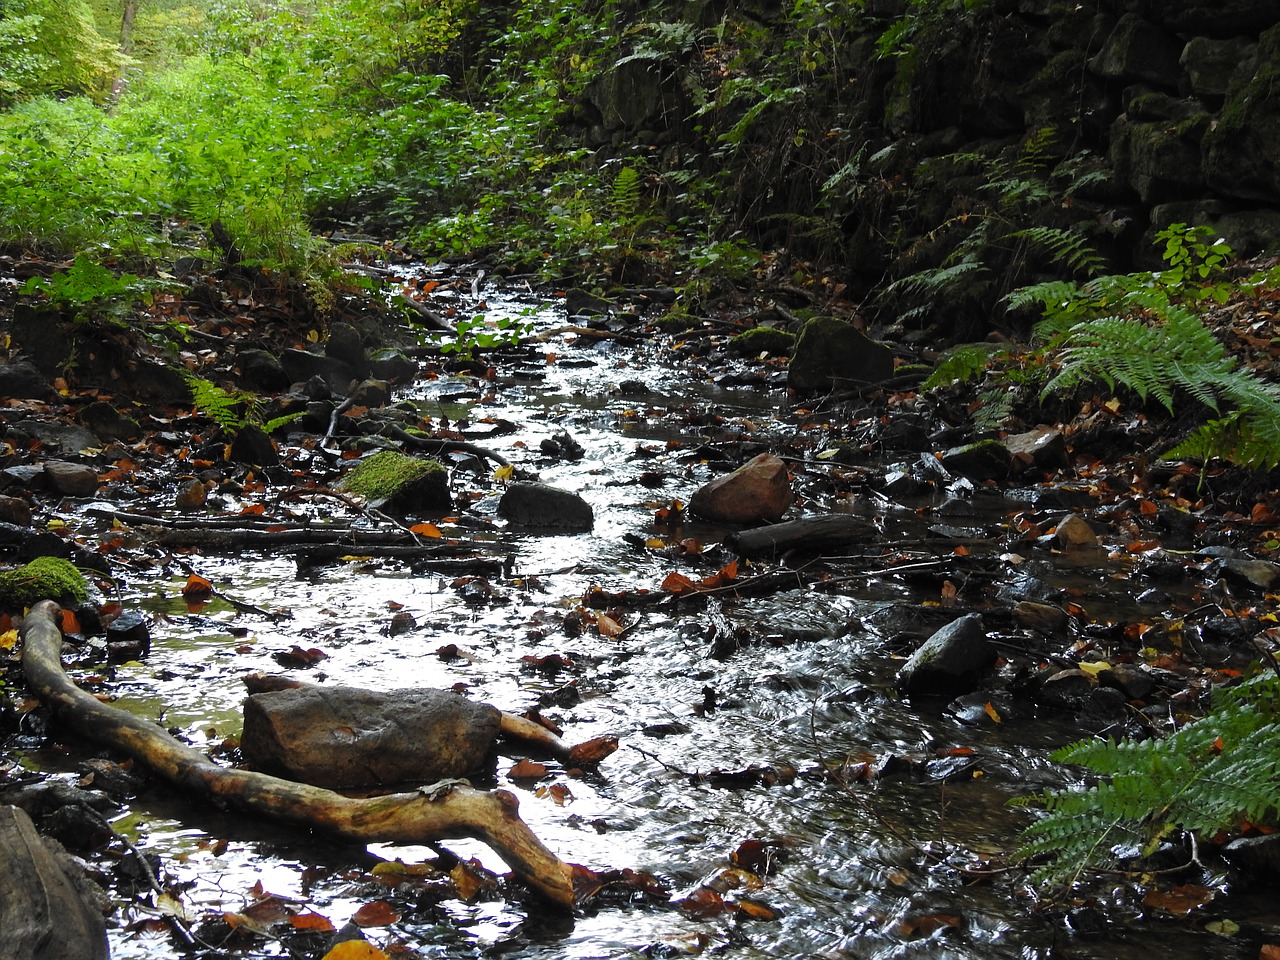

[611,166,641,220]
[183,373,255,431]
[921,342,1001,390]
[1009,225,1106,278]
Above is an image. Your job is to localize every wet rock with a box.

[1098,663,1155,701]
[1077,686,1128,730]
[938,439,1012,482]
[1223,834,1280,880]
[15,420,98,456]
[787,317,894,395]
[228,423,280,466]
[728,327,796,358]
[730,514,878,558]
[540,430,585,461]
[1005,426,1068,473]
[897,613,996,696]
[0,360,53,400]
[44,461,98,497]
[281,348,357,396]
[1037,669,1094,709]
[234,348,290,392]
[564,288,613,316]
[498,482,593,532]
[1013,601,1069,637]
[0,496,32,528]
[77,401,141,441]
[1052,513,1098,549]
[368,348,416,384]
[342,450,450,514]
[325,321,368,378]
[241,685,502,788]
[173,477,207,511]
[689,453,792,525]
[349,378,390,408]
[1219,557,1280,590]
[126,359,191,403]
[946,690,1021,726]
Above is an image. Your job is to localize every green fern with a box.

[611,165,641,220]
[1017,673,1280,885]
[921,342,1002,390]
[1009,225,1106,278]
[183,373,257,431]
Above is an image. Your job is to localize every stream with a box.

[19,274,1280,959]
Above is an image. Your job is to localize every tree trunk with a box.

[19,601,579,907]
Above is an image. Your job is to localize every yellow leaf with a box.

[306,329,320,343]
[493,464,515,482]
[645,538,666,548]
[983,701,1002,723]
[1104,397,1121,413]
[320,942,389,960]
[1078,660,1111,678]
[0,629,17,651]
[46,519,68,531]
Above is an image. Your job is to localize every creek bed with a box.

[22,282,1278,959]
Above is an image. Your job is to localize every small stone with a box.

[349,378,390,408]
[44,460,99,497]
[1005,426,1068,472]
[0,360,52,399]
[1098,663,1155,701]
[938,439,1012,482]
[1053,513,1098,549]
[0,495,32,527]
[235,348,290,392]
[1013,600,1069,636]
[1220,558,1280,590]
[689,453,792,524]
[78,401,141,441]
[325,321,368,377]
[1037,669,1094,709]
[174,478,207,510]
[228,424,280,466]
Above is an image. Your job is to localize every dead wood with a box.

[20,601,579,907]
[728,515,879,558]
[0,804,109,960]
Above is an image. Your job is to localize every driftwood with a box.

[20,601,579,907]
[0,804,108,960]
[728,514,879,558]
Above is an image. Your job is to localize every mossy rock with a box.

[652,310,699,333]
[728,327,796,358]
[0,557,88,608]
[339,450,450,513]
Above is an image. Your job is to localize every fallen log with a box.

[19,601,579,907]
[0,804,108,960]
[727,514,879,559]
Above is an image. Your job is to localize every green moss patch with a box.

[0,557,88,608]
[339,450,450,512]
[728,327,797,357]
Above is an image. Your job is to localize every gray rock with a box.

[325,321,369,378]
[1088,14,1183,86]
[1220,557,1280,590]
[228,424,279,467]
[14,420,98,456]
[787,317,894,395]
[0,360,52,400]
[1181,36,1257,96]
[281,348,357,396]
[235,348,290,392]
[1223,834,1280,879]
[349,378,390,409]
[498,482,594,532]
[77,401,140,441]
[0,495,31,527]
[1006,426,1068,473]
[1204,25,1280,202]
[938,439,1012,482]
[241,685,501,788]
[897,613,996,696]
[368,348,417,384]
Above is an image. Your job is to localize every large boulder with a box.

[498,482,594,532]
[689,453,792,524]
[787,317,894,395]
[241,685,502,788]
[1204,24,1280,202]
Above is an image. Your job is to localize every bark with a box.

[19,601,578,907]
[0,804,108,960]
[727,514,879,558]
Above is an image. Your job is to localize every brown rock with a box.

[1053,513,1098,549]
[689,453,792,524]
[174,478,207,510]
[44,461,99,497]
[0,495,32,527]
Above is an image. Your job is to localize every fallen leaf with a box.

[351,899,400,927]
[1143,884,1214,915]
[983,701,1002,723]
[494,464,515,481]
[320,940,389,959]
[181,574,213,597]
[409,522,443,537]
[290,911,336,932]
[0,629,17,651]
[60,609,81,634]
[596,613,624,637]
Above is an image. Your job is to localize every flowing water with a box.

[23,277,1279,959]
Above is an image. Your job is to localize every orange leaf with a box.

[409,522,443,538]
[240,503,266,515]
[290,911,335,932]
[661,571,699,595]
[983,701,1002,723]
[320,943,389,960]
[1143,884,1214,916]
[181,574,213,596]
[60,609,81,634]
[596,613,624,637]
[1260,945,1280,960]
[351,899,400,928]
[508,759,549,780]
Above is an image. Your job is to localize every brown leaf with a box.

[507,758,549,780]
[736,898,779,921]
[181,574,213,597]
[351,899,400,927]
[1143,884,1214,916]
[274,645,330,668]
[568,736,619,766]
[1260,945,1280,960]
[675,886,733,919]
[596,613,624,637]
[289,911,335,932]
